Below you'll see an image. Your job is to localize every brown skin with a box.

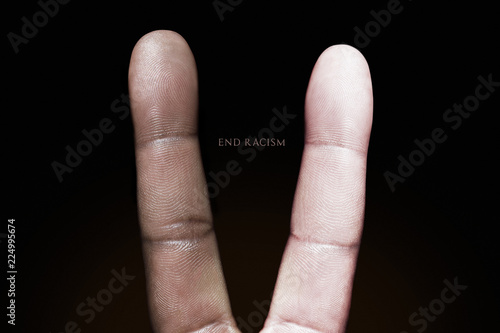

[128,30,373,333]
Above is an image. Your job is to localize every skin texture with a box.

[128,30,373,333]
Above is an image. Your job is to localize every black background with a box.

[4,0,500,332]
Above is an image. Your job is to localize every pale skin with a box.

[128,30,373,333]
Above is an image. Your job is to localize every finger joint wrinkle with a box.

[182,316,236,333]
[305,139,367,157]
[135,130,198,150]
[290,231,360,252]
[268,317,327,333]
[142,219,214,248]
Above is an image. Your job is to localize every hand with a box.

[128,30,373,333]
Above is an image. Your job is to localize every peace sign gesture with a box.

[128,30,372,333]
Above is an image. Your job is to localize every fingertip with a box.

[320,44,370,70]
[128,29,199,146]
[130,30,191,58]
[305,44,373,153]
